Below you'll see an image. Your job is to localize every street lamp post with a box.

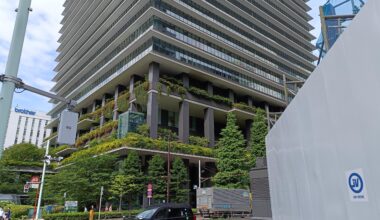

[166,133,171,203]
[0,0,32,156]
[35,140,63,220]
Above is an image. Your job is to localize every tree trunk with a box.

[119,194,122,211]
[128,194,132,217]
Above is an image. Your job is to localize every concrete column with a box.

[80,108,87,117]
[100,95,106,126]
[178,101,189,143]
[91,100,101,131]
[229,90,235,103]
[147,62,159,138]
[100,94,112,126]
[182,73,189,89]
[113,85,125,120]
[204,108,215,147]
[149,62,160,90]
[128,75,138,112]
[198,160,201,189]
[113,87,120,121]
[265,104,270,131]
[92,100,101,112]
[247,96,253,107]
[207,82,213,95]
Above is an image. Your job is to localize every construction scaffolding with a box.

[317,0,366,64]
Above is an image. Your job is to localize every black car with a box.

[132,204,195,220]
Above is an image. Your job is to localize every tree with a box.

[44,155,117,209]
[147,155,166,203]
[170,157,189,203]
[0,164,30,194]
[1,143,44,166]
[249,108,268,164]
[109,175,128,211]
[122,151,141,176]
[118,151,144,210]
[213,113,249,189]
[0,143,43,194]
[109,174,139,211]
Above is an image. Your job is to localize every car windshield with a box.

[136,208,158,219]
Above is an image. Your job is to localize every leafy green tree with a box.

[249,108,268,163]
[122,151,141,176]
[1,143,44,166]
[109,174,139,211]
[0,143,43,194]
[0,164,31,194]
[170,157,189,203]
[213,113,249,189]
[44,155,117,209]
[121,151,143,210]
[147,155,166,203]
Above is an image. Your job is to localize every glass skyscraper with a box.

[47,0,316,149]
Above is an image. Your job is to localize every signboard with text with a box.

[147,183,153,199]
[30,176,40,189]
[65,201,78,212]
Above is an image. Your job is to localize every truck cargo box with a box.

[196,187,251,215]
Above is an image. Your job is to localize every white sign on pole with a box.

[23,184,30,193]
[57,110,78,145]
[345,169,368,202]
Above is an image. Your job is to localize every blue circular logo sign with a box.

[348,173,364,194]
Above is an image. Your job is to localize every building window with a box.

[29,118,35,143]
[22,117,29,143]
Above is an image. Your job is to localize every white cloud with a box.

[0,0,64,113]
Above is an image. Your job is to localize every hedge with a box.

[189,136,209,148]
[75,121,118,147]
[62,133,214,165]
[1,160,43,167]
[158,78,187,99]
[233,102,256,113]
[116,91,130,113]
[2,204,33,219]
[188,87,232,106]
[50,145,71,156]
[43,210,141,220]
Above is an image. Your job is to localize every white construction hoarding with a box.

[266,0,380,219]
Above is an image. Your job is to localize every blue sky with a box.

[0,0,325,113]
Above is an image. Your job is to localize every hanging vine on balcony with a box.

[117,91,130,113]
[103,100,115,119]
[134,81,149,109]
[159,78,186,100]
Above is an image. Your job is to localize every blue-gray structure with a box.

[316,0,365,63]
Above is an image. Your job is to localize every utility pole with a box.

[166,133,171,203]
[35,140,49,220]
[98,186,104,220]
[35,140,62,220]
[198,160,201,189]
[0,0,32,157]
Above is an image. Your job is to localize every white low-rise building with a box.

[4,107,51,148]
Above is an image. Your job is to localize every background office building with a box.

[4,107,51,148]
